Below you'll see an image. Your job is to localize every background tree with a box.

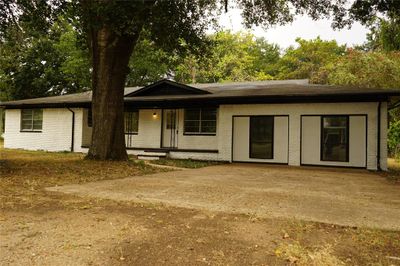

[361,16,400,52]
[315,49,400,88]
[175,31,280,83]
[276,37,346,80]
[126,34,177,87]
[0,18,90,101]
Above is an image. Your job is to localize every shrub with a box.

[388,119,400,159]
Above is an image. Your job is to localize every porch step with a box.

[138,155,163,160]
[137,151,168,160]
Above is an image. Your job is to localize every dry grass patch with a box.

[0,148,166,208]
[1,147,400,265]
[275,242,344,266]
[386,158,400,182]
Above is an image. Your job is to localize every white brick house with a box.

[2,79,399,170]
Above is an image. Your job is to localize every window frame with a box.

[124,110,139,135]
[20,109,43,132]
[320,115,350,162]
[249,116,274,160]
[183,107,217,136]
[87,108,92,127]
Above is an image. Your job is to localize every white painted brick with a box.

[4,102,388,170]
[4,108,80,152]
[218,102,386,170]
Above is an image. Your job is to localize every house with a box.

[2,79,399,170]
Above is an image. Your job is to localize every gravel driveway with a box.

[47,164,400,230]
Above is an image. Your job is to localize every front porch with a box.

[80,108,220,160]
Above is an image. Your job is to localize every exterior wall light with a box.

[152,112,158,119]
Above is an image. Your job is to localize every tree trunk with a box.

[86,27,138,160]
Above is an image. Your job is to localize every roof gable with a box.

[125,79,211,97]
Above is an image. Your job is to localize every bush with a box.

[388,119,400,158]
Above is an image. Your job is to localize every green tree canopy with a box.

[276,37,346,80]
[175,31,280,83]
[0,18,90,101]
[315,49,400,89]
[362,16,400,52]
[126,34,177,87]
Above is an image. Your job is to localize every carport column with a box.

[217,105,233,162]
[380,102,388,171]
[288,113,301,166]
[73,108,84,152]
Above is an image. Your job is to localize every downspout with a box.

[67,107,75,152]
[377,102,381,171]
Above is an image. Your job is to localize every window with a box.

[250,116,274,159]
[125,110,139,134]
[21,109,43,131]
[321,116,349,162]
[184,108,217,134]
[87,108,92,127]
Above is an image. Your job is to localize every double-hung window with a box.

[321,116,349,162]
[20,109,43,132]
[125,110,139,134]
[184,108,217,135]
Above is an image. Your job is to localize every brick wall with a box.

[4,108,81,152]
[4,102,388,170]
[218,102,387,170]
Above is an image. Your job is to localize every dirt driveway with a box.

[48,164,400,230]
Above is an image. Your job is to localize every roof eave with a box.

[2,92,398,109]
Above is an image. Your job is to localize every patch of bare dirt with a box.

[49,163,400,230]
[1,149,400,265]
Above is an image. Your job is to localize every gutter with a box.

[377,102,381,171]
[67,107,75,152]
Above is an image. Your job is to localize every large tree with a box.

[1,0,398,160]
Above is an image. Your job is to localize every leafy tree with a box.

[126,34,177,87]
[276,37,346,80]
[388,119,400,158]
[175,31,280,83]
[1,0,394,160]
[0,19,90,101]
[316,49,400,88]
[362,16,400,52]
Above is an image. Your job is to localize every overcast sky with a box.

[218,8,369,49]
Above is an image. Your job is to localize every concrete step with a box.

[137,151,168,157]
[137,150,168,160]
[138,155,163,160]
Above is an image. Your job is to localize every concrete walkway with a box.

[47,164,400,230]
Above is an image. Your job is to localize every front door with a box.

[162,109,178,148]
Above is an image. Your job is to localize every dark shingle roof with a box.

[1,79,399,108]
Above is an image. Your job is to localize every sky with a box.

[218,8,369,49]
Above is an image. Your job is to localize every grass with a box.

[387,158,400,182]
[0,147,167,208]
[275,242,344,266]
[1,145,400,265]
[151,158,223,168]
